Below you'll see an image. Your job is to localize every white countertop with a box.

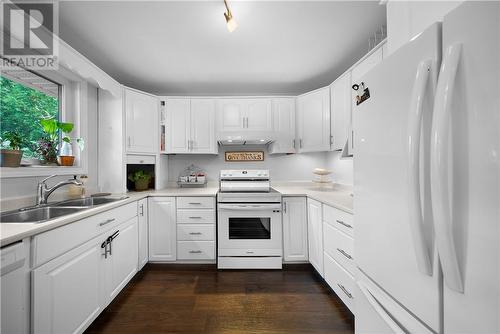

[1,184,352,247]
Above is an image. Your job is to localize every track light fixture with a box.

[223,0,238,32]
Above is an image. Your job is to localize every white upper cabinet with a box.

[166,98,217,154]
[217,98,273,133]
[190,99,217,154]
[125,88,159,154]
[166,98,190,153]
[268,98,296,154]
[297,87,331,152]
[246,99,273,131]
[330,72,352,151]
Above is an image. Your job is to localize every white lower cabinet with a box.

[137,198,148,269]
[307,198,324,276]
[104,218,139,303]
[282,197,308,262]
[148,197,177,262]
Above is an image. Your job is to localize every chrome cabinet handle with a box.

[337,284,353,299]
[283,202,287,214]
[189,216,202,219]
[336,219,352,229]
[140,204,144,216]
[189,232,202,235]
[292,139,296,149]
[330,135,333,145]
[337,248,353,260]
[189,250,202,254]
[189,202,202,205]
[99,218,115,227]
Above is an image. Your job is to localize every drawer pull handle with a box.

[336,220,352,229]
[337,283,353,299]
[189,202,202,205]
[99,218,115,227]
[189,216,202,219]
[189,250,202,254]
[189,232,202,235]
[337,248,353,260]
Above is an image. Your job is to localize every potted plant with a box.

[128,170,152,191]
[38,117,84,166]
[0,131,24,167]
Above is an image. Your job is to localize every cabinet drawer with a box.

[323,204,354,237]
[177,241,215,260]
[33,202,137,268]
[324,252,355,314]
[177,210,215,224]
[324,222,355,275]
[126,154,155,164]
[177,224,215,241]
[176,197,215,209]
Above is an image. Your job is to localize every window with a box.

[0,68,61,158]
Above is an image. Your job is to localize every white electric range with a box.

[217,170,282,269]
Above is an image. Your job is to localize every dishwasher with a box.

[1,239,30,334]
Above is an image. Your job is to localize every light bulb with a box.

[226,17,238,32]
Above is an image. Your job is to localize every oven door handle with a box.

[218,204,282,211]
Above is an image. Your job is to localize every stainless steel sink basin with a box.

[52,196,128,207]
[0,196,128,224]
[0,207,86,223]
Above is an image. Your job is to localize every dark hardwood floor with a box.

[85,264,354,334]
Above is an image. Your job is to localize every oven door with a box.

[218,203,282,256]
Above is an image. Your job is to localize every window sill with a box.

[0,165,86,178]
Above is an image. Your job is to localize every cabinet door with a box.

[330,72,351,151]
[125,88,159,153]
[245,99,273,131]
[104,218,138,302]
[166,98,191,153]
[32,235,104,334]
[137,199,148,269]
[297,87,330,152]
[349,47,384,155]
[307,198,324,276]
[217,99,245,132]
[191,99,217,154]
[283,197,308,262]
[148,197,176,262]
[268,98,296,154]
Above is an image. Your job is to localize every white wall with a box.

[0,85,99,210]
[387,0,463,55]
[167,145,354,186]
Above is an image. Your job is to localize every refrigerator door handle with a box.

[357,281,407,334]
[431,43,464,293]
[407,59,433,276]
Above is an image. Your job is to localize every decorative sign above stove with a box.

[225,151,264,162]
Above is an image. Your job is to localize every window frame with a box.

[0,66,89,178]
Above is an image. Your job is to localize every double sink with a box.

[0,197,128,224]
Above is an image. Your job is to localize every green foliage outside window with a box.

[0,76,59,158]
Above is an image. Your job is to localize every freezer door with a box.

[435,3,500,333]
[353,24,441,331]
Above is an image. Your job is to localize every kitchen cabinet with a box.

[307,198,324,276]
[330,72,351,151]
[137,198,148,269]
[216,98,273,133]
[148,197,177,262]
[125,88,159,154]
[268,98,296,154]
[104,218,139,302]
[282,197,308,262]
[166,98,217,154]
[32,234,105,334]
[296,87,331,152]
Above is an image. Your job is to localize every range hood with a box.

[217,131,277,146]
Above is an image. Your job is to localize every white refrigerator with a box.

[353,2,499,333]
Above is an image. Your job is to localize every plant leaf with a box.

[58,122,74,133]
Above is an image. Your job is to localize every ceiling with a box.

[59,1,386,96]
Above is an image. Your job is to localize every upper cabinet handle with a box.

[431,43,464,293]
[407,59,433,276]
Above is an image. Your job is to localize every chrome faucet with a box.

[36,175,83,205]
